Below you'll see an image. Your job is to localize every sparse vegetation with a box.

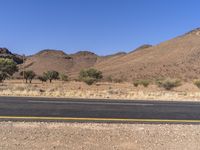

[106,75,113,82]
[82,77,96,85]
[0,58,18,82]
[113,78,123,83]
[20,70,36,83]
[133,80,139,87]
[60,74,69,82]
[133,80,150,87]
[38,76,48,83]
[79,68,103,85]
[158,79,181,90]
[43,71,59,83]
[141,80,150,87]
[194,80,200,89]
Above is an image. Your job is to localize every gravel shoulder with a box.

[0,122,200,150]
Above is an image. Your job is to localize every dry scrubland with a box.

[1,80,200,101]
[0,122,200,150]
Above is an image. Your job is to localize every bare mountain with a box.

[21,49,98,76]
[95,28,200,80]
[4,28,200,81]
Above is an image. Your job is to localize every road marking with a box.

[0,116,200,123]
[28,100,154,106]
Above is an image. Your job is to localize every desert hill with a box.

[21,49,98,76]
[3,28,200,81]
[95,28,200,80]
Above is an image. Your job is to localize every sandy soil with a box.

[0,122,199,150]
[1,80,200,101]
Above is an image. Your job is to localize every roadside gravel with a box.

[0,122,200,150]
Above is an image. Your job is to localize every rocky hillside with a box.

[3,28,200,81]
[95,28,200,81]
[21,49,98,76]
[0,48,23,64]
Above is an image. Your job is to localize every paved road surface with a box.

[0,96,200,123]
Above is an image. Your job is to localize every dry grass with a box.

[1,80,200,101]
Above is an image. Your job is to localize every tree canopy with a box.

[0,58,18,82]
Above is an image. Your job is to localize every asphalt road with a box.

[0,96,200,123]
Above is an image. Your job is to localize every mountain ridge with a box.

[2,28,200,80]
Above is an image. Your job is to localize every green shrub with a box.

[106,75,113,82]
[79,68,103,80]
[133,80,150,87]
[38,75,48,83]
[158,79,181,90]
[133,80,139,87]
[140,80,150,87]
[194,80,200,89]
[79,68,103,85]
[60,74,69,81]
[82,77,96,85]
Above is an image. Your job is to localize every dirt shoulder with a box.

[0,122,199,150]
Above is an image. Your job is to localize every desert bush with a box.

[20,70,36,83]
[44,71,59,83]
[79,68,103,80]
[60,74,69,81]
[0,58,18,82]
[38,75,48,83]
[194,80,200,89]
[106,75,113,82]
[79,68,103,85]
[82,77,96,85]
[158,79,181,90]
[113,78,123,83]
[0,72,7,83]
[141,80,150,87]
[133,80,140,87]
[133,80,150,87]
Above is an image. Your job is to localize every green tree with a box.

[20,70,36,83]
[79,68,103,85]
[44,71,59,83]
[0,58,18,82]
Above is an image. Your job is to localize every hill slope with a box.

[22,49,98,76]
[0,48,23,64]
[4,28,200,81]
[95,28,200,80]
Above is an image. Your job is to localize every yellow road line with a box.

[0,116,200,123]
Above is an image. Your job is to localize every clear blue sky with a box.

[0,0,200,56]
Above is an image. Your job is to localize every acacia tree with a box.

[44,71,59,83]
[0,58,18,82]
[20,70,36,83]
